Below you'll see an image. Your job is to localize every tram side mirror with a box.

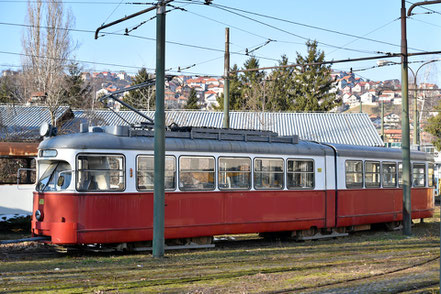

[57,176,65,187]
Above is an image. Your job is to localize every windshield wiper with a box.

[37,163,59,192]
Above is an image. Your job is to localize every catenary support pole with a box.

[400,0,412,236]
[381,101,384,142]
[413,74,418,147]
[153,0,166,258]
[223,27,230,129]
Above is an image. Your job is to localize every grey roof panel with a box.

[0,104,384,147]
[68,111,384,147]
[0,105,70,140]
[39,131,331,157]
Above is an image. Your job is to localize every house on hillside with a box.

[360,92,376,105]
[352,82,366,94]
[26,92,47,105]
[384,113,400,125]
[204,91,219,110]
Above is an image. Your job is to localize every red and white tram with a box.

[31,125,435,248]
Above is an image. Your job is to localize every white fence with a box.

[0,184,34,215]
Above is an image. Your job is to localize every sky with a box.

[1,0,440,85]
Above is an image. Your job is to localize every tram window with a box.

[287,159,314,189]
[76,154,125,192]
[412,163,426,187]
[398,163,403,187]
[382,162,397,188]
[345,160,363,188]
[218,157,251,190]
[365,161,380,188]
[179,156,215,191]
[428,163,435,187]
[137,155,176,191]
[254,158,284,190]
[36,161,72,192]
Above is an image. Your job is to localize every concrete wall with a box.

[0,185,34,215]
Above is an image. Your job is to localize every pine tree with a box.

[0,76,19,103]
[291,40,339,112]
[216,64,244,111]
[241,57,265,111]
[185,88,199,110]
[425,101,441,150]
[63,62,92,109]
[266,55,297,111]
[124,68,155,110]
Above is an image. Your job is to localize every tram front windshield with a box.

[36,161,72,192]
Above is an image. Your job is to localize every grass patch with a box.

[1,207,439,293]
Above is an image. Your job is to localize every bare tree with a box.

[21,0,74,125]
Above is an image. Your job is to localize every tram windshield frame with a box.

[36,161,72,192]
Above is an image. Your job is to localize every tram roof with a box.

[66,110,384,147]
[39,127,431,161]
[0,105,384,146]
[39,131,333,157]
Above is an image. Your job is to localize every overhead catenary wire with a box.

[205,4,380,55]
[327,17,401,56]
[231,50,441,74]
[0,21,280,62]
[0,50,222,77]
[174,0,426,53]
[210,2,426,52]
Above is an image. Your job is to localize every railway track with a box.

[265,255,440,294]
[1,232,439,293]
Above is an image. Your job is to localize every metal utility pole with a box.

[400,0,412,236]
[359,101,363,113]
[94,0,173,258]
[153,0,166,258]
[381,101,385,142]
[412,73,418,147]
[405,1,441,288]
[223,28,230,129]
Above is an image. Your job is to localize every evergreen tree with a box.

[240,57,265,111]
[63,62,92,109]
[266,55,297,111]
[124,68,155,110]
[291,40,339,112]
[216,64,244,111]
[425,101,441,150]
[0,76,18,103]
[185,88,199,109]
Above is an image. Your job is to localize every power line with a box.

[211,2,424,52]
[0,50,154,70]
[409,16,441,28]
[0,21,280,62]
[352,58,440,73]
[0,0,142,4]
[0,50,225,77]
[207,4,380,55]
[102,0,126,25]
[175,0,425,54]
[327,17,401,56]
[232,50,441,74]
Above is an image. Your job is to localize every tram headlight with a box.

[35,209,44,221]
[40,122,57,137]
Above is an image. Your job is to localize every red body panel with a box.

[32,188,434,245]
[32,190,326,244]
[337,188,434,227]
